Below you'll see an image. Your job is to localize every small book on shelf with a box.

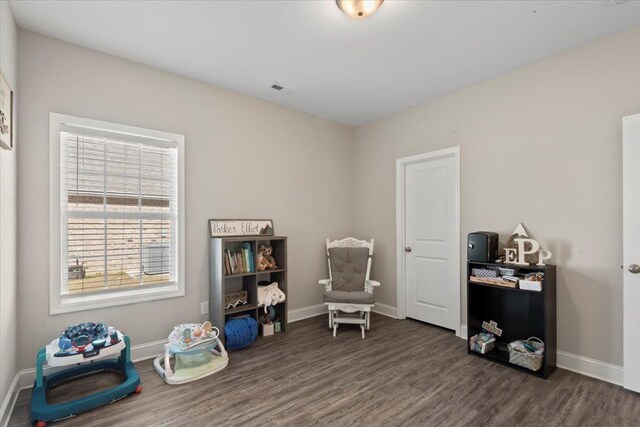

[241,242,254,273]
[226,249,238,274]
[225,245,254,275]
[224,252,231,275]
[235,250,243,273]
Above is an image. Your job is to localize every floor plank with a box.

[9,314,640,426]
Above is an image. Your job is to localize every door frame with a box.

[623,113,640,391]
[396,147,461,337]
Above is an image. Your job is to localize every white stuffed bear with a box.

[257,282,286,312]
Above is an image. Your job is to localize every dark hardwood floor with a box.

[9,313,640,426]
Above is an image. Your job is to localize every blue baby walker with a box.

[30,322,141,426]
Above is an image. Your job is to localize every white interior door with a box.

[400,148,459,332]
[623,113,640,392]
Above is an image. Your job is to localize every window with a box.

[50,113,185,314]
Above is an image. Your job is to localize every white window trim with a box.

[49,112,186,314]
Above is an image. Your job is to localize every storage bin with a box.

[497,267,518,276]
[225,291,248,308]
[509,337,544,371]
[261,322,274,336]
[469,333,496,354]
[471,268,498,278]
[519,279,542,292]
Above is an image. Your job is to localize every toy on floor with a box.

[153,321,229,385]
[30,322,141,427]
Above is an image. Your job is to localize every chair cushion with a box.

[323,291,375,304]
[328,247,369,292]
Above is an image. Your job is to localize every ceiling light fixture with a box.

[336,0,384,20]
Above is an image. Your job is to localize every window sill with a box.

[50,283,185,315]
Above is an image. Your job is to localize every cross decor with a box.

[482,320,503,337]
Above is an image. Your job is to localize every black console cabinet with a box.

[467,261,556,378]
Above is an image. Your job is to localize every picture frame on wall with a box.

[0,71,14,150]
[209,219,275,237]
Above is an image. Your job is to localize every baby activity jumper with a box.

[154,321,229,385]
[30,322,141,426]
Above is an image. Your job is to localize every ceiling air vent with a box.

[270,82,295,94]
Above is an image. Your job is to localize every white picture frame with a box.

[0,72,14,150]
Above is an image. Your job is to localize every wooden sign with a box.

[209,219,274,237]
[503,223,552,266]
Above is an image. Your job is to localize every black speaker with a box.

[468,232,499,262]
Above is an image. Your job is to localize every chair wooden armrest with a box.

[319,279,332,292]
[365,280,380,293]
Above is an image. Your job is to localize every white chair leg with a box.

[361,324,365,339]
[366,311,371,330]
[333,323,337,337]
[328,309,333,329]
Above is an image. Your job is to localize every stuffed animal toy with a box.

[257,244,277,270]
[257,251,268,271]
[257,282,286,312]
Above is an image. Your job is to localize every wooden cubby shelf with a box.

[225,268,286,278]
[468,280,545,294]
[209,236,288,344]
[224,303,258,316]
[467,260,556,379]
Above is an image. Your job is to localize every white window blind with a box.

[60,125,179,296]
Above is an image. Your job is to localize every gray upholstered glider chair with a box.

[319,238,380,338]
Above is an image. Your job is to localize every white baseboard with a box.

[0,374,20,427]
[459,326,621,385]
[288,303,327,323]
[557,350,623,386]
[289,303,399,322]
[129,339,167,362]
[372,303,397,318]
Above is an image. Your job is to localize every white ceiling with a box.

[9,0,640,126]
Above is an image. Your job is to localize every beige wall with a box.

[17,30,354,369]
[354,27,640,366]
[0,0,18,409]
[14,22,640,371]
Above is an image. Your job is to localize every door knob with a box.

[629,264,640,274]
[405,247,412,252]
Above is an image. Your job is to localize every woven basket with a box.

[508,337,544,372]
[224,291,248,308]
